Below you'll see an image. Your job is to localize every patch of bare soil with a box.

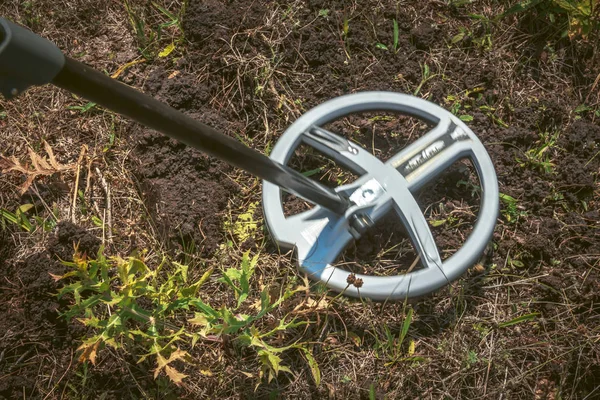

[131,111,239,257]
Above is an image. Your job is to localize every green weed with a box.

[450,14,493,51]
[338,14,352,60]
[498,0,600,39]
[123,0,186,60]
[67,101,97,114]
[517,130,559,174]
[0,203,57,232]
[375,18,399,52]
[223,202,259,244]
[393,19,399,52]
[56,248,319,387]
[414,63,436,96]
[103,115,117,153]
[370,306,423,366]
[457,180,527,223]
[0,204,34,232]
[498,312,540,328]
[465,350,479,368]
[499,193,528,223]
[445,87,509,126]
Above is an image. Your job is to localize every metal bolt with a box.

[349,213,373,239]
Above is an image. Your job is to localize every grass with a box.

[498,0,600,39]
[123,0,186,60]
[1,0,599,398]
[517,129,560,174]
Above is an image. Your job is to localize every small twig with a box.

[419,368,467,398]
[584,71,600,104]
[8,348,33,372]
[42,350,73,400]
[71,145,87,223]
[95,167,113,244]
[31,183,57,225]
[84,157,93,199]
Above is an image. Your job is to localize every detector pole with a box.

[0,18,351,214]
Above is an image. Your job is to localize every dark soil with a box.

[131,120,238,257]
[0,222,99,399]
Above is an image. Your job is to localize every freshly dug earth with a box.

[131,115,238,256]
[1,0,599,398]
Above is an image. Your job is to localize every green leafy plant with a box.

[499,0,599,39]
[450,14,493,51]
[445,87,508,126]
[223,202,259,243]
[318,9,330,18]
[479,105,509,128]
[445,93,474,121]
[371,307,423,366]
[124,0,186,60]
[516,130,559,174]
[56,248,319,387]
[465,350,479,368]
[376,19,400,52]
[499,192,528,223]
[339,14,352,60]
[152,1,184,58]
[428,206,461,228]
[342,16,350,38]
[457,180,527,223]
[0,204,34,232]
[67,101,97,114]
[414,63,436,96]
[517,148,555,173]
[124,0,154,59]
[0,203,57,232]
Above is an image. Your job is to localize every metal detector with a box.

[0,18,499,300]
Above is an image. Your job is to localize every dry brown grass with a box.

[1,0,599,399]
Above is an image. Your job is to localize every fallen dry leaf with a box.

[0,141,75,194]
[77,340,101,365]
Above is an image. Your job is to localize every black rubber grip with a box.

[0,18,65,99]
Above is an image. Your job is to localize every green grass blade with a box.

[398,307,413,348]
[369,383,376,400]
[499,312,539,328]
[0,209,19,225]
[301,167,323,177]
[152,1,179,25]
[301,348,321,385]
[393,19,399,51]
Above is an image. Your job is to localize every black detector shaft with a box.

[0,18,350,214]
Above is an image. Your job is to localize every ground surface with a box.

[1,0,599,399]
